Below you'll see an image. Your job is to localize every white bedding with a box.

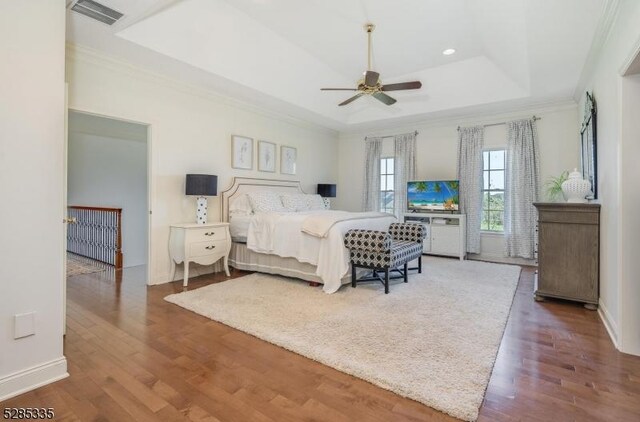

[246,210,396,293]
[229,215,252,241]
[301,210,391,238]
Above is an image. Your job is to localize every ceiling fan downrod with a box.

[365,23,375,72]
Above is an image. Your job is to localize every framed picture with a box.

[280,145,297,175]
[580,92,597,199]
[258,141,276,172]
[231,135,253,170]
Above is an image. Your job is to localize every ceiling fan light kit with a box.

[321,23,422,106]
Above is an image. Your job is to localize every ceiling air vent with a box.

[70,0,123,26]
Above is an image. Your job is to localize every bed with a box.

[221,177,397,293]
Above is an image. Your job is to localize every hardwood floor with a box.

[3,264,640,421]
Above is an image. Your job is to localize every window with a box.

[482,149,505,232]
[380,157,394,214]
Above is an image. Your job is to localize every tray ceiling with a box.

[66,0,607,130]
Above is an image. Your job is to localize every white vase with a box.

[561,169,591,203]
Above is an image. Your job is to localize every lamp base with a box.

[196,196,208,224]
[322,198,331,209]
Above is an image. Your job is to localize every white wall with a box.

[66,45,339,284]
[578,0,640,354]
[620,73,640,355]
[336,104,579,263]
[68,113,148,267]
[0,0,68,400]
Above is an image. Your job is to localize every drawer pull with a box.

[205,232,215,236]
[205,245,216,250]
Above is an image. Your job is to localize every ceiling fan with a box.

[321,23,422,106]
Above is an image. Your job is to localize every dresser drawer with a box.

[186,227,227,242]
[538,210,599,225]
[189,240,227,258]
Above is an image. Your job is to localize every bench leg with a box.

[385,269,389,294]
[404,262,408,283]
[418,256,422,273]
[351,264,357,288]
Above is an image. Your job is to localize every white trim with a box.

[0,357,68,402]
[342,99,578,135]
[65,43,339,138]
[574,0,621,100]
[467,253,534,267]
[598,299,620,349]
[619,33,640,76]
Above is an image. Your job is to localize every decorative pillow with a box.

[306,194,326,211]
[281,193,310,212]
[229,194,253,215]
[247,191,286,213]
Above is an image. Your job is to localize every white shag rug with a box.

[165,257,521,421]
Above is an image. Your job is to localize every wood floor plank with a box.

[2,264,639,421]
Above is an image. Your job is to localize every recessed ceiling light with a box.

[442,48,456,56]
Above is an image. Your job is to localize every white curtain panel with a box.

[393,132,417,219]
[361,137,383,211]
[457,126,484,253]
[505,119,540,259]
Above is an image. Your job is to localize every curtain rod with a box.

[364,130,418,141]
[457,115,541,131]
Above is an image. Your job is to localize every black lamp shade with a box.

[317,184,336,198]
[186,174,217,196]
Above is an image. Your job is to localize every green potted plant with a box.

[545,171,569,202]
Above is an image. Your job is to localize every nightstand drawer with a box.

[187,227,227,242]
[189,240,227,258]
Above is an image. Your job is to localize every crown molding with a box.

[573,0,621,100]
[340,98,578,137]
[619,32,640,76]
[65,43,340,138]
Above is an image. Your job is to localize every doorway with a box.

[65,111,150,282]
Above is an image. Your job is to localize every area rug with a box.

[165,257,521,421]
[66,253,106,277]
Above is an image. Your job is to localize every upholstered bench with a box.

[344,222,426,294]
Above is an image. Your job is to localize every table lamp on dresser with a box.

[186,174,217,224]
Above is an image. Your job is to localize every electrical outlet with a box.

[14,312,35,339]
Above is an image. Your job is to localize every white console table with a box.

[403,213,466,260]
[169,222,231,286]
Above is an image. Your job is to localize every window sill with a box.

[481,231,504,237]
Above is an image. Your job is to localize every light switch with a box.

[14,312,35,339]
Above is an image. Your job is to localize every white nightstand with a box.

[169,222,231,287]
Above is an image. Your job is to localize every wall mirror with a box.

[580,92,597,199]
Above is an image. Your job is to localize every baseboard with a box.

[151,262,224,285]
[597,299,620,350]
[0,357,68,402]
[467,253,536,266]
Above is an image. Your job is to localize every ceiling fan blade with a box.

[339,93,364,106]
[321,88,358,91]
[381,81,422,91]
[364,70,379,86]
[373,92,397,105]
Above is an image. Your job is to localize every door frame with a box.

[66,108,153,286]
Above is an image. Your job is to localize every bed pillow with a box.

[229,194,253,215]
[247,191,286,213]
[281,193,311,212]
[306,194,326,210]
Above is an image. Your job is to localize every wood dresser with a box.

[533,203,600,310]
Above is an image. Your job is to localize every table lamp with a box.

[317,183,336,209]
[186,174,217,224]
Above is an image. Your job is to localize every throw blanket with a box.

[301,211,391,238]
[246,210,396,293]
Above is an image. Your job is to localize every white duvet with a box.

[246,210,396,293]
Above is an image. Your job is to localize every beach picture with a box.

[407,180,459,211]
